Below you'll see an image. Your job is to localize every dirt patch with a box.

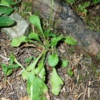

[0,33,100,100]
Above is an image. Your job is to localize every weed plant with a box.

[10,14,77,100]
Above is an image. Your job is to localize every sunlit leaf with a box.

[26,53,43,71]
[50,36,63,47]
[7,69,13,76]
[65,36,77,45]
[48,53,59,67]
[34,58,44,75]
[0,0,10,7]
[78,5,84,12]
[26,73,35,94]
[29,15,43,33]
[38,67,46,81]
[82,2,90,8]
[11,36,27,47]
[28,32,41,42]
[50,68,64,95]
[62,59,69,68]
[22,70,35,81]
[30,76,48,100]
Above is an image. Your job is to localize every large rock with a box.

[32,0,100,55]
[1,13,29,40]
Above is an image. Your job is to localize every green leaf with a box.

[6,0,21,6]
[66,0,75,3]
[50,36,63,47]
[0,0,10,7]
[48,53,59,67]
[78,5,84,12]
[11,36,27,47]
[83,9,87,14]
[92,0,100,4]
[0,16,15,27]
[25,56,33,64]
[13,64,19,68]
[0,12,3,16]
[0,6,13,15]
[44,29,51,37]
[1,64,14,75]
[82,2,90,8]
[26,53,43,71]
[68,68,74,77]
[62,59,69,68]
[34,59,44,75]
[29,15,43,33]
[30,76,48,100]
[26,73,36,94]
[7,65,14,69]
[50,68,64,95]
[7,69,13,76]
[22,71,35,80]
[38,67,46,81]
[28,32,41,42]
[1,63,8,73]
[9,54,15,64]
[22,70,28,80]
[65,36,77,45]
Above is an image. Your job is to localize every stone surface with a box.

[32,0,100,55]
[1,13,29,40]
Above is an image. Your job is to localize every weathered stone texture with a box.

[32,0,100,55]
[1,13,29,40]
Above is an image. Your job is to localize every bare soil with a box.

[0,32,100,100]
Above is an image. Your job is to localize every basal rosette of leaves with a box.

[0,0,21,27]
[10,14,77,100]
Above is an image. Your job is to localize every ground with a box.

[0,33,100,100]
[0,0,100,100]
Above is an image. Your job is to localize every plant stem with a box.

[14,58,29,76]
[48,0,54,30]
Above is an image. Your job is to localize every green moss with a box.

[20,2,32,19]
[21,2,32,12]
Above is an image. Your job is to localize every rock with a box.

[1,13,29,40]
[32,0,100,55]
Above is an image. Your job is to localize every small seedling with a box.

[78,1,90,15]
[61,59,69,68]
[1,54,19,76]
[68,68,74,77]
